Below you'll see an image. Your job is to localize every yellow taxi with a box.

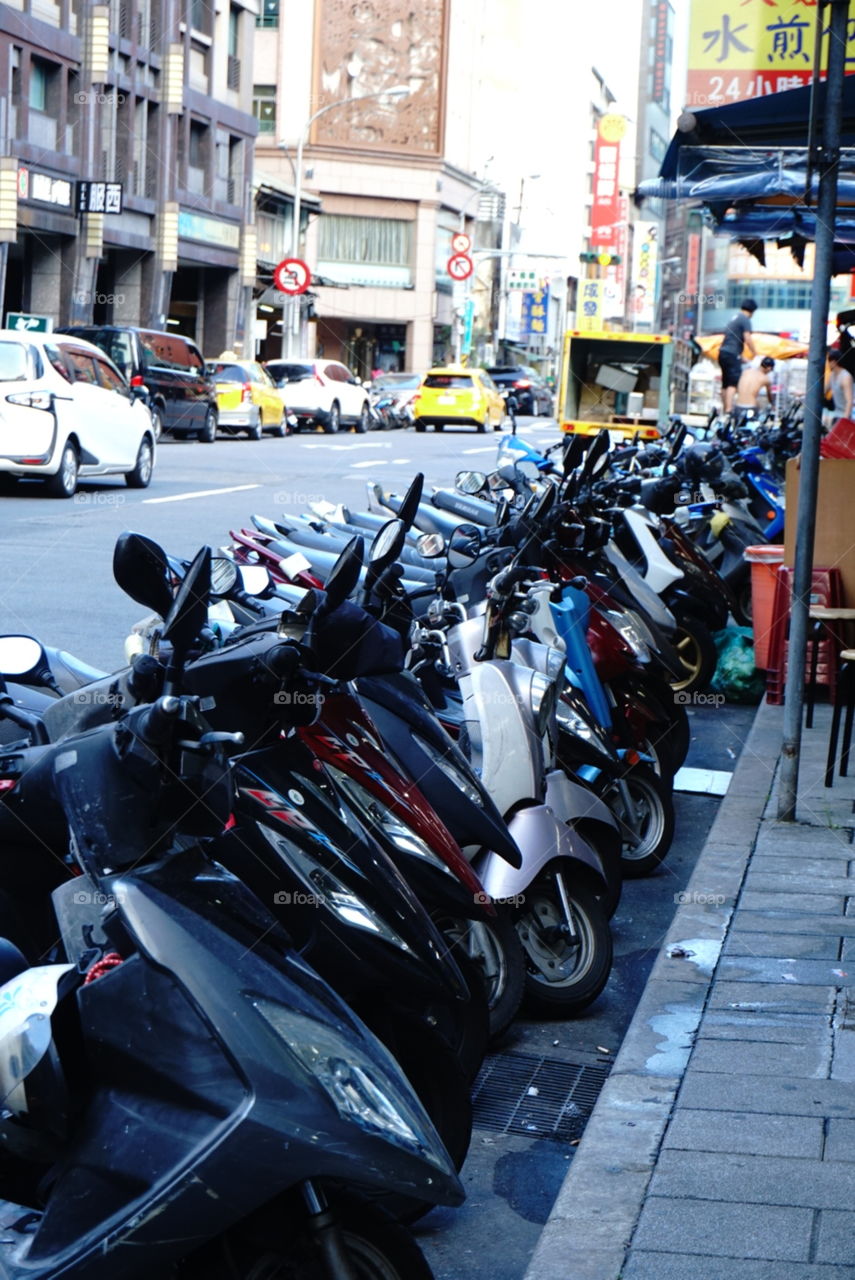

[413,366,506,433]
[205,359,288,439]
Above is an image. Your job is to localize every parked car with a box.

[485,365,554,416]
[56,325,219,442]
[0,330,156,497]
[413,366,506,433]
[205,359,292,439]
[369,371,421,428]
[264,358,371,433]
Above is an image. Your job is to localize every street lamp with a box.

[278,84,409,358]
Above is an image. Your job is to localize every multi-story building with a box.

[0,0,257,354]
[251,0,529,376]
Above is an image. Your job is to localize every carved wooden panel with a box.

[314,0,445,154]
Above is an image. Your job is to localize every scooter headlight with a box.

[257,822,413,949]
[253,1000,446,1166]
[530,671,557,736]
[326,768,459,879]
[411,734,484,808]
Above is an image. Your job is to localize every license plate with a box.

[438,395,455,404]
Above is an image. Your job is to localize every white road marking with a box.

[391,458,412,464]
[349,459,385,469]
[300,442,386,450]
[672,767,732,796]
[143,483,260,505]
[462,446,496,455]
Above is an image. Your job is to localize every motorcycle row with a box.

[0,425,748,1278]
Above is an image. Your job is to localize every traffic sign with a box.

[451,232,471,255]
[5,312,52,333]
[447,253,473,281]
[274,258,311,295]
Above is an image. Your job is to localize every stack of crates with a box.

[765,566,843,705]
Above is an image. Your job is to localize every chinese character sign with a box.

[575,279,604,333]
[591,114,626,248]
[521,286,550,339]
[688,0,853,107]
[630,222,659,328]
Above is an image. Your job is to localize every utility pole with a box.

[778,0,849,820]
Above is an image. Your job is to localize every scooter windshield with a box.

[0,964,73,1116]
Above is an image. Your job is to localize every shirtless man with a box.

[829,348,854,423]
[733,357,774,427]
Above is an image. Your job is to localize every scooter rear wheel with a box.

[434,908,525,1040]
[595,763,675,877]
[516,873,612,1015]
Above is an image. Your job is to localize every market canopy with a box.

[638,76,855,272]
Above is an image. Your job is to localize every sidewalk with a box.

[524,699,855,1280]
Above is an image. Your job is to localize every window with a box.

[63,348,100,384]
[207,362,245,381]
[44,344,72,382]
[324,363,350,383]
[187,120,208,194]
[725,281,814,311]
[649,128,668,163]
[253,85,275,134]
[256,0,278,26]
[424,374,473,390]
[29,59,48,112]
[227,7,240,89]
[189,0,210,34]
[0,342,29,382]
[318,215,411,267]
[94,358,129,394]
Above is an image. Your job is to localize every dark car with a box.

[56,326,219,442]
[486,365,554,417]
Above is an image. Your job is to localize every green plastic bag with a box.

[710,626,765,704]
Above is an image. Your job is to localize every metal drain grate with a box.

[471,1051,611,1143]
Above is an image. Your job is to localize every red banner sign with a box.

[590,115,626,248]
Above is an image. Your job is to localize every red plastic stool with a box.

[765,566,843,705]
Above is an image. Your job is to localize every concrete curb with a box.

[522,700,783,1280]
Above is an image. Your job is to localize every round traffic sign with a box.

[451,232,471,255]
[274,258,311,295]
[447,253,473,281]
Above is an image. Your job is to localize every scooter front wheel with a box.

[178,1192,435,1279]
[595,763,675,877]
[435,908,525,1039]
[516,872,612,1015]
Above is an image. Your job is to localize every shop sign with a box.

[18,167,72,208]
[77,181,123,214]
[591,115,626,248]
[177,210,240,250]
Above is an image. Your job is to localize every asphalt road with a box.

[0,416,760,1279]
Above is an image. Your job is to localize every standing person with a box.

[719,299,758,414]
[829,348,854,423]
[733,357,775,428]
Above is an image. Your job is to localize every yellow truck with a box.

[557,329,692,440]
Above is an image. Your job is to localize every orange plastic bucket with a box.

[744,545,785,668]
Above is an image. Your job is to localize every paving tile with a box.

[831,1027,855,1082]
[732,912,855,937]
[688,1036,830,1079]
[738,890,846,915]
[750,855,855,879]
[825,1118,855,1162]
[718,956,855,987]
[648,1149,855,1210]
[678,1071,855,1118]
[817,1210,855,1265]
[622,1253,855,1280]
[745,871,855,897]
[755,826,854,858]
[631,1197,812,1261]
[699,1011,833,1046]
[662,1108,823,1158]
[725,931,843,960]
[710,981,837,1014]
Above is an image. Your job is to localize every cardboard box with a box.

[783,457,855,605]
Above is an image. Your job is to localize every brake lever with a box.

[178,730,245,753]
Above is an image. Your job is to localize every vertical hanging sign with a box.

[590,114,626,248]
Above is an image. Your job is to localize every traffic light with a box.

[579,252,621,265]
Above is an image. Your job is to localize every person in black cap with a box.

[719,299,758,414]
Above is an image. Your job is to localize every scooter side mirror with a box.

[448,523,482,568]
[113,532,174,618]
[456,470,488,495]
[211,557,238,596]
[396,472,425,530]
[0,635,51,683]
[585,429,611,478]
[562,433,587,477]
[161,546,211,658]
[416,532,446,558]
[323,535,365,612]
[363,519,406,602]
[238,565,270,595]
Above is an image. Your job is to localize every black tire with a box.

[435,907,525,1040]
[324,402,341,434]
[434,422,444,432]
[46,441,78,498]
[594,763,675,878]
[476,420,487,434]
[414,421,426,433]
[269,416,287,438]
[150,406,164,440]
[125,436,154,488]
[734,576,752,627]
[427,947,490,1084]
[198,407,218,443]
[177,1193,435,1280]
[355,1017,471,1223]
[246,412,263,441]
[516,873,612,1015]
[356,403,370,433]
[670,613,717,695]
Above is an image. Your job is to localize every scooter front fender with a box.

[473,804,606,901]
[545,769,618,835]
